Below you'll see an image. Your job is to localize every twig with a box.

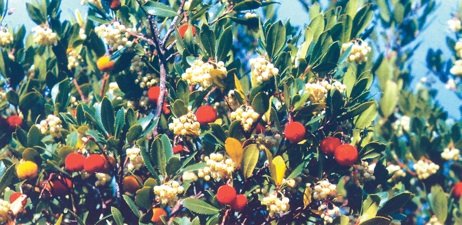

[162,0,187,48]
[100,73,109,98]
[73,78,87,102]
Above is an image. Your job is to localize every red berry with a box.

[123,175,142,193]
[334,144,358,167]
[178,24,197,38]
[284,121,306,143]
[195,105,217,125]
[320,137,342,156]
[173,145,184,154]
[46,178,73,196]
[148,86,161,103]
[162,101,171,115]
[231,194,247,211]
[151,207,167,223]
[110,0,121,10]
[9,192,27,205]
[216,185,237,205]
[84,154,107,173]
[255,123,265,134]
[6,115,22,128]
[453,182,462,199]
[65,152,85,172]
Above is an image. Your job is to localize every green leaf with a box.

[378,192,413,215]
[200,25,216,58]
[266,21,286,58]
[127,125,142,143]
[251,92,269,114]
[182,198,220,215]
[0,163,15,194]
[216,26,233,61]
[233,0,261,11]
[100,98,115,135]
[114,109,125,139]
[123,195,140,217]
[429,185,448,223]
[380,80,399,118]
[25,3,46,24]
[172,99,188,117]
[6,91,19,106]
[166,156,182,176]
[111,207,124,225]
[27,125,43,147]
[354,102,377,129]
[135,187,154,210]
[359,217,391,225]
[351,4,373,37]
[242,144,259,178]
[143,2,177,18]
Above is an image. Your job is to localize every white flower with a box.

[413,159,439,180]
[441,146,460,161]
[95,173,111,186]
[250,56,278,86]
[153,180,184,206]
[386,164,406,181]
[445,78,457,91]
[313,180,337,201]
[193,153,236,181]
[230,105,259,131]
[67,48,83,70]
[37,114,63,138]
[261,192,290,217]
[450,60,462,76]
[95,22,135,50]
[318,203,341,224]
[448,17,462,32]
[168,111,201,136]
[426,215,443,225]
[32,25,58,46]
[126,146,144,171]
[181,60,227,89]
[0,27,13,46]
[342,40,371,64]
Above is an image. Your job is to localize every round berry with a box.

[65,152,85,172]
[320,137,342,156]
[453,182,462,199]
[9,192,27,205]
[83,154,107,173]
[110,0,121,10]
[45,178,73,196]
[96,55,115,72]
[195,105,217,125]
[123,175,142,194]
[178,24,196,38]
[16,161,38,180]
[6,115,22,128]
[151,207,167,223]
[216,184,237,205]
[284,121,306,143]
[148,86,161,103]
[231,194,247,211]
[173,145,184,154]
[334,144,359,167]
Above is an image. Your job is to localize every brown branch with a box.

[73,78,87,102]
[162,0,186,48]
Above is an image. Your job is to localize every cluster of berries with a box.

[320,137,359,167]
[32,25,58,46]
[216,185,248,211]
[0,27,13,46]
[413,159,440,180]
[181,60,227,89]
[249,56,279,85]
[65,152,109,174]
[341,39,372,64]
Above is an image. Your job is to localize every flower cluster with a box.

[313,180,337,201]
[318,204,341,224]
[135,74,157,89]
[181,60,227,89]
[357,161,376,181]
[392,115,411,135]
[37,115,63,138]
[413,159,439,180]
[441,146,460,161]
[0,27,13,46]
[198,153,235,181]
[126,146,144,171]
[182,171,198,181]
[341,39,371,64]
[230,105,260,131]
[261,192,290,217]
[95,173,111,186]
[169,111,201,136]
[450,60,462,76]
[226,90,240,110]
[426,215,443,225]
[304,80,346,105]
[67,48,82,70]
[448,17,462,32]
[95,22,135,50]
[153,181,184,206]
[0,199,10,223]
[254,129,282,149]
[386,164,406,181]
[456,41,462,58]
[130,55,146,74]
[32,25,58,46]
[249,56,279,85]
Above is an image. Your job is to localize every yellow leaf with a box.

[270,156,286,186]
[242,144,259,178]
[234,74,245,100]
[225,137,244,167]
[303,186,312,209]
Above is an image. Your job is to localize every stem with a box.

[162,0,186,48]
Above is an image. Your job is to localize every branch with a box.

[162,0,186,48]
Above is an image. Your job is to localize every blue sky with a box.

[5,0,461,118]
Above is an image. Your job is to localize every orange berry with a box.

[83,154,107,173]
[6,115,22,128]
[148,86,161,103]
[65,152,85,172]
[110,0,121,10]
[334,144,358,167]
[231,194,247,211]
[96,55,115,72]
[453,182,462,199]
[151,207,167,223]
[178,24,197,38]
[16,160,38,180]
[284,121,306,143]
[123,175,142,193]
[216,184,237,205]
[195,105,217,125]
[173,145,184,154]
[320,137,342,156]
[9,192,27,205]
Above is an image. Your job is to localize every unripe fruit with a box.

[453,182,462,199]
[173,145,184,154]
[65,152,85,172]
[162,101,171,115]
[110,0,121,10]
[231,194,247,211]
[6,115,22,128]
[216,184,237,205]
[151,207,167,223]
[334,144,359,167]
[45,178,73,196]
[178,24,197,38]
[284,121,306,143]
[16,161,38,180]
[148,86,161,103]
[320,137,342,156]
[83,154,107,173]
[9,192,27,205]
[123,175,142,193]
[195,105,217,125]
[96,55,115,72]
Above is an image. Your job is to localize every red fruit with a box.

[320,137,342,156]
[148,86,161,103]
[83,154,107,173]
[195,105,217,125]
[151,207,167,223]
[334,144,359,167]
[453,182,462,199]
[178,24,197,38]
[9,192,27,205]
[216,184,237,205]
[110,0,121,10]
[173,145,184,154]
[6,115,22,128]
[231,194,247,211]
[284,121,306,143]
[46,178,73,196]
[162,101,171,115]
[65,152,85,172]
[255,123,265,134]
[123,175,142,193]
